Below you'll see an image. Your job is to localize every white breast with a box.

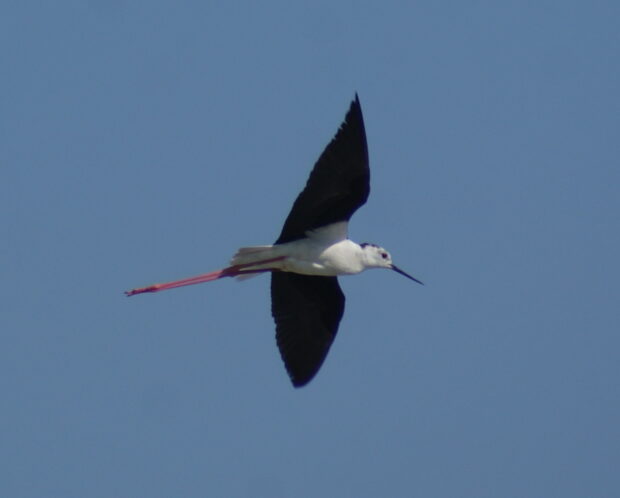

[280,236,364,276]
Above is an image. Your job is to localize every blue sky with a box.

[2,2,619,497]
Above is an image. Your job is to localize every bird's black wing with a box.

[275,94,369,244]
[271,272,345,387]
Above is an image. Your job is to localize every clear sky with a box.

[2,2,619,497]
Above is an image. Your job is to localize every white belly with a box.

[280,238,364,276]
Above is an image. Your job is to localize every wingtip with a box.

[291,377,310,388]
[347,92,364,124]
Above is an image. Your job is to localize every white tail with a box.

[235,272,261,281]
[230,245,277,266]
[230,245,286,280]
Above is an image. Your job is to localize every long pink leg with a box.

[125,256,286,296]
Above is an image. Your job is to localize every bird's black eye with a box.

[381,252,388,259]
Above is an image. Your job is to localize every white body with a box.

[231,222,394,277]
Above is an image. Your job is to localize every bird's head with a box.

[360,243,423,285]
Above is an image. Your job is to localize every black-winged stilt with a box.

[126,94,422,387]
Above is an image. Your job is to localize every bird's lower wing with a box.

[271,272,345,387]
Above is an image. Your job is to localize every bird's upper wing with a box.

[271,272,345,387]
[275,94,369,244]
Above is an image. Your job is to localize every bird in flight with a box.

[126,94,422,387]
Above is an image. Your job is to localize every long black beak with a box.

[391,265,424,285]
